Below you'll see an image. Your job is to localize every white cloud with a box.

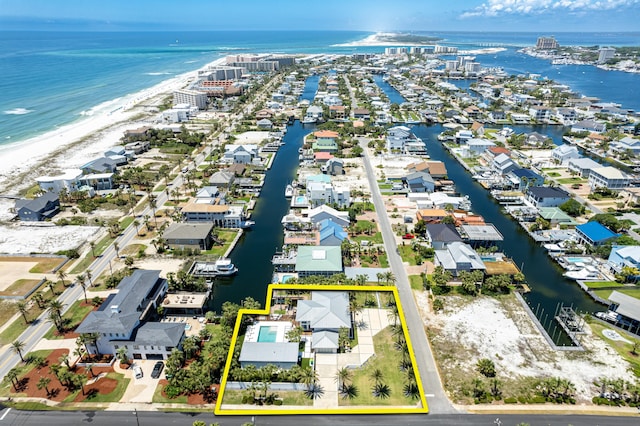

[460,0,638,18]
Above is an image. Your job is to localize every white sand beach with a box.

[0,57,227,195]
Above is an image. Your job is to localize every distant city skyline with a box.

[1,0,639,32]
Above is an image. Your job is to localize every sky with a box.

[0,0,639,32]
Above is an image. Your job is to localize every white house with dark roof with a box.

[526,186,570,208]
[296,291,352,353]
[75,270,183,360]
[552,144,580,164]
[572,119,606,134]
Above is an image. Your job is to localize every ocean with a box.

[0,30,639,144]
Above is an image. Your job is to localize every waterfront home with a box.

[554,107,577,125]
[208,170,235,188]
[552,144,581,164]
[575,222,619,246]
[526,132,551,147]
[607,245,640,276]
[607,291,640,332]
[255,109,274,120]
[76,270,184,360]
[425,223,462,249]
[459,224,504,248]
[78,173,115,191]
[256,118,273,129]
[526,186,570,208]
[322,158,345,176]
[195,186,220,200]
[407,160,447,179]
[296,291,352,353]
[329,105,346,119]
[492,153,519,175]
[567,157,601,178]
[588,166,631,191]
[538,207,578,226]
[223,144,259,164]
[163,222,214,250]
[181,203,245,228]
[81,157,118,174]
[307,182,351,208]
[416,208,448,223]
[454,129,473,145]
[15,192,60,222]
[488,110,507,122]
[305,105,323,122]
[470,121,485,136]
[295,246,343,278]
[572,119,606,134]
[353,108,370,120]
[464,138,495,157]
[485,146,512,161]
[317,219,348,246]
[307,205,350,228]
[281,212,312,231]
[402,171,435,193]
[434,241,486,277]
[35,169,83,194]
[311,131,339,152]
[509,168,545,191]
[386,125,422,151]
[528,106,551,121]
[611,136,640,155]
[314,152,334,164]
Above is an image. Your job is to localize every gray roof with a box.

[15,192,58,212]
[434,242,486,271]
[131,322,184,347]
[460,224,504,241]
[312,330,339,350]
[527,186,570,199]
[609,291,640,321]
[76,270,163,335]
[239,342,299,364]
[426,224,462,243]
[163,222,213,240]
[209,170,234,185]
[296,291,351,330]
[568,157,600,169]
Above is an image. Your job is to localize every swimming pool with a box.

[480,256,497,262]
[184,323,191,331]
[282,274,294,283]
[258,326,278,343]
[566,257,590,263]
[295,196,307,204]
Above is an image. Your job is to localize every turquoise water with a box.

[565,257,591,263]
[257,326,278,343]
[295,196,307,204]
[282,275,294,283]
[480,256,497,262]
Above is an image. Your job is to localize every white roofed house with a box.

[567,157,601,178]
[612,136,640,155]
[492,153,519,175]
[588,166,631,191]
[552,144,581,164]
[434,242,486,277]
[308,205,350,228]
[305,105,323,121]
[572,119,606,134]
[463,138,496,157]
[223,144,259,164]
[386,125,421,151]
[295,291,352,353]
[35,169,83,194]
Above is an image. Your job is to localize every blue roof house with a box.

[317,219,348,246]
[576,222,619,246]
[607,245,640,275]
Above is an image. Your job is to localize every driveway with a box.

[118,359,163,403]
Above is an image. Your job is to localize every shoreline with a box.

[0,56,226,195]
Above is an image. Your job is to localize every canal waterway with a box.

[210,76,319,312]
[375,75,604,344]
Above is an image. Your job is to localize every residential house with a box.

[77,173,115,191]
[15,192,60,221]
[256,119,273,130]
[239,342,299,369]
[612,137,640,155]
[492,153,519,175]
[402,171,435,193]
[296,291,352,353]
[317,219,348,246]
[488,110,507,122]
[552,144,581,163]
[181,203,245,228]
[208,170,235,188]
[470,121,485,136]
[305,105,323,121]
[81,157,118,174]
[434,242,486,277]
[529,106,551,121]
[575,222,619,246]
[255,109,274,120]
[509,168,545,191]
[526,132,551,147]
[567,157,601,178]
[408,161,447,179]
[416,209,448,223]
[307,205,350,228]
[295,246,343,278]
[195,186,220,201]
[329,105,346,119]
[464,138,495,157]
[554,107,577,125]
[314,152,334,164]
[223,144,259,164]
[425,223,462,249]
[163,223,214,250]
[76,270,183,360]
[312,130,339,152]
[607,291,640,331]
[572,119,606,134]
[485,146,512,160]
[607,245,640,275]
[538,207,578,226]
[588,167,630,191]
[386,125,422,151]
[307,182,350,208]
[459,224,504,247]
[454,129,473,145]
[526,186,570,208]
[322,158,344,176]
[353,108,370,120]
[35,169,83,194]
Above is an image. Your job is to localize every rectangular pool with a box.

[257,326,278,343]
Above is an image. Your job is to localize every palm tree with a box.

[384,271,396,286]
[335,367,353,392]
[46,279,56,296]
[59,353,71,369]
[133,219,140,236]
[5,367,20,391]
[403,381,420,400]
[372,382,391,399]
[17,301,29,324]
[86,363,96,378]
[37,377,52,396]
[376,272,384,285]
[77,273,88,303]
[303,382,325,400]
[340,383,358,400]
[11,340,26,362]
[369,368,384,384]
[86,270,93,287]
[116,347,129,365]
[74,373,88,395]
[89,241,96,258]
[48,300,65,333]
[56,269,68,287]
[300,366,318,388]
[113,242,120,258]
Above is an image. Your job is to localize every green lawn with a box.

[556,177,586,184]
[28,258,66,273]
[0,279,41,297]
[43,300,94,340]
[352,232,383,244]
[378,183,392,190]
[70,234,115,274]
[398,245,417,266]
[120,216,134,231]
[340,326,417,406]
[202,230,239,257]
[379,253,389,268]
[593,288,640,301]
[589,321,640,377]
[152,382,188,403]
[584,281,624,289]
[63,372,129,403]
[408,275,424,290]
[221,389,312,406]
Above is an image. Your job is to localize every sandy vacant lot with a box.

[416,292,631,403]
[0,224,100,255]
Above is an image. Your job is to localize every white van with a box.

[133,365,143,379]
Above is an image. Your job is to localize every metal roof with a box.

[239,342,299,363]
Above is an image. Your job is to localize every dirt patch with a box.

[187,383,219,405]
[12,349,70,402]
[73,377,118,402]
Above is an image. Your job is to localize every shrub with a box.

[164,384,181,399]
[517,396,529,404]
[531,395,546,404]
[504,397,517,404]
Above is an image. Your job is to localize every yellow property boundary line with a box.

[215,283,429,415]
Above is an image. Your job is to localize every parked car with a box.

[402,233,415,239]
[151,361,164,379]
[133,365,143,379]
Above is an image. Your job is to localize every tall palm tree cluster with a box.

[593,377,640,405]
[535,377,577,403]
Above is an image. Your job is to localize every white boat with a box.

[301,117,316,124]
[563,266,600,281]
[284,184,294,198]
[240,220,255,229]
[213,258,238,276]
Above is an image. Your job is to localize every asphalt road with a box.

[1,406,638,426]
[359,139,454,414]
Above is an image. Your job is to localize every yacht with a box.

[240,220,255,229]
[563,265,601,281]
[284,184,294,198]
[213,258,238,276]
